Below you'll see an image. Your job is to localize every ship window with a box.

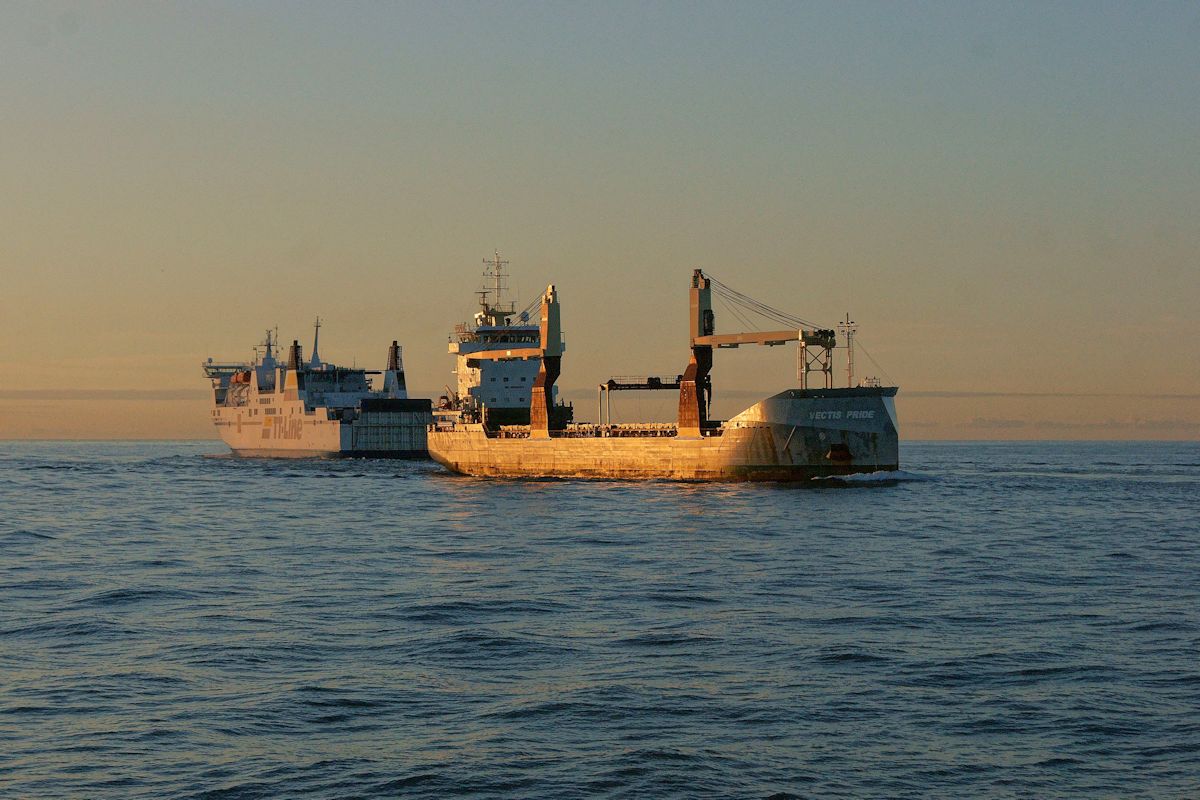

[490,377,496,382]
[503,377,509,382]
[520,377,526,382]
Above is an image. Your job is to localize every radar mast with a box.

[477,251,517,325]
[310,317,323,369]
[257,327,278,366]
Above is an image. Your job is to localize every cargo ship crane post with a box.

[678,269,837,437]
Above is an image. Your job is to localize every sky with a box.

[1,1,1197,440]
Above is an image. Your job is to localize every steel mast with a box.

[837,313,856,388]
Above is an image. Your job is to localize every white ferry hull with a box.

[213,403,429,458]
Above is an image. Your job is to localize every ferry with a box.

[203,322,430,457]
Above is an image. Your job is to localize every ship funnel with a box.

[384,340,408,399]
[287,340,303,371]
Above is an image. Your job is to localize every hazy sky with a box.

[2,1,1197,439]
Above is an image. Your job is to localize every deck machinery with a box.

[427,267,900,481]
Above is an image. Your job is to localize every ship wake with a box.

[811,469,934,485]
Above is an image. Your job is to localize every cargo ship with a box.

[428,266,899,481]
[203,322,431,457]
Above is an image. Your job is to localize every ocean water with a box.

[1,440,1197,799]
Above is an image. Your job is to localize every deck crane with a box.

[678,269,836,437]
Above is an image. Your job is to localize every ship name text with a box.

[808,410,876,420]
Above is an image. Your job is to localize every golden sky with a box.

[2,3,1197,440]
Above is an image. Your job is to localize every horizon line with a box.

[3,388,1198,402]
[2,436,1198,444]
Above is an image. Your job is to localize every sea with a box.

[1,440,1197,799]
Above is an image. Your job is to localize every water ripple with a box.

[0,440,1197,799]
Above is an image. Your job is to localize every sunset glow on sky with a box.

[2,2,1197,439]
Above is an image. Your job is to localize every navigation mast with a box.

[837,312,856,388]
[257,327,278,365]
[481,251,512,310]
[310,317,322,369]
[475,251,517,326]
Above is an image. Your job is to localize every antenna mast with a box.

[259,327,278,364]
[310,317,322,369]
[837,312,857,388]
[481,250,512,312]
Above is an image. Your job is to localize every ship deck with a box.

[491,422,691,439]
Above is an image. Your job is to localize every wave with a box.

[72,586,200,608]
[811,469,934,484]
[399,598,568,624]
[4,439,1197,800]
[2,528,57,540]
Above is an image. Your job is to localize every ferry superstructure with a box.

[428,269,899,481]
[204,323,430,457]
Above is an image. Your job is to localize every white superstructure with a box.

[204,324,430,457]
[442,252,569,427]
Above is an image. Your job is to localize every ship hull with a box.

[225,448,428,459]
[213,399,431,459]
[428,387,899,481]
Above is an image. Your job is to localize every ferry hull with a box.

[213,401,431,459]
[428,387,898,481]
[225,448,428,459]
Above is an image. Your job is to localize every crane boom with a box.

[678,269,838,434]
[693,329,799,347]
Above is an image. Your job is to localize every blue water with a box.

[1,441,1197,798]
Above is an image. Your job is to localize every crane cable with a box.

[516,294,542,323]
[714,293,757,333]
[706,273,894,383]
[853,338,895,386]
[706,275,826,331]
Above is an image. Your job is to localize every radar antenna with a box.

[480,250,514,313]
[257,327,278,364]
